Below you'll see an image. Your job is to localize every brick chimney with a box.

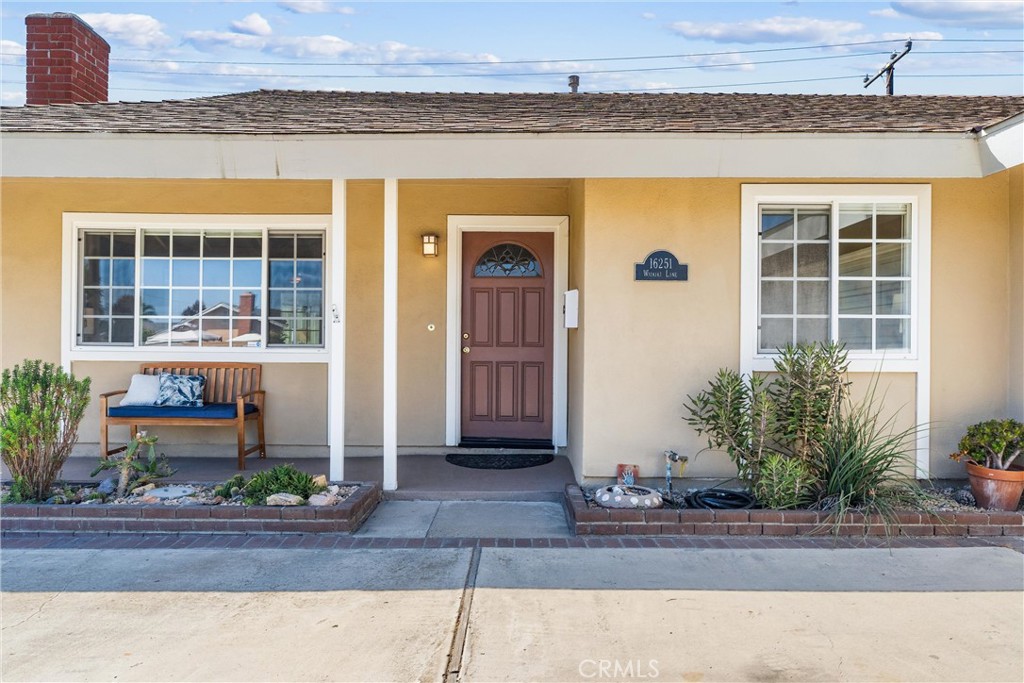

[25,13,109,105]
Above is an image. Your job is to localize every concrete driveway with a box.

[2,545,1022,682]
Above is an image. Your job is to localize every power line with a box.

[609,73,1024,92]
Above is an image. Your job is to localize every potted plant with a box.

[950,419,1024,511]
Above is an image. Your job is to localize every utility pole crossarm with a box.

[864,40,913,95]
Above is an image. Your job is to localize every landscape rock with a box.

[146,485,196,500]
[97,478,116,495]
[312,474,328,489]
[139,495,160,504]
[307,493,339,506]
[265,493,304,506]
[327,485,340,495]
[131,484,157,496]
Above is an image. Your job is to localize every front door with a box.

[460,232,554,443]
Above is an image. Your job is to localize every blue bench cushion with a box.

[108,403,258,420]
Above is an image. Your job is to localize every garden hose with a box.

[685,487,756,510]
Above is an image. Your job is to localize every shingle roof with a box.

[2,90,1021,135]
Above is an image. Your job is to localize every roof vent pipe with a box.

[568,75,580,94]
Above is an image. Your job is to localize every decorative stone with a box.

[265,493,304,506]
[97,478,116,495]
[146,485,196,500]
[307,493,339,506]
[131,483,157,496]
[327,485,340,495]
[594,485,663,509]
[140,495,160,504]
[312,475,328,489]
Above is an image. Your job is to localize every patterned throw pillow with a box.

[156,373,205,407]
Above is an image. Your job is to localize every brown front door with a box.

[460,232,554,442]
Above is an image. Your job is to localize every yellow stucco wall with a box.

[566,179,587,476]
[0,179,332,452]
[1007,165,1024,420]
[1,174,1018,478]
[575,175,1016,480]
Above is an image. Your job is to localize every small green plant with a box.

[752,453,815,509]
[2,476,35,504]
[242,464,324,505]
[771,343,850,462]
[949,419,1024,471]
[1,360,92,501]
[214,474,247,499]
[91,432,175,497]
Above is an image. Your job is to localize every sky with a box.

[1,1,1021,104]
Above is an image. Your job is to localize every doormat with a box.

[445,453,554,470]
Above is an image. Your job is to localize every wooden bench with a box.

[99,362,267,470]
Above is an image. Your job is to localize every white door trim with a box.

[445,215,570,448]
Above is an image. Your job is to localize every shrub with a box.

[683,341,849,483]
[752,453,815,509]
[949,419,1024,471]
[242,464,324,505]
[1,360,91,501]
[813,385,921,536]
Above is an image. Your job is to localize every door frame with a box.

[445,215,569,448]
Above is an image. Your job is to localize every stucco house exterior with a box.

[2,14,1022,490]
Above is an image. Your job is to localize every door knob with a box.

[462,347,470,354]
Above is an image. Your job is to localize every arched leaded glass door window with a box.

[473,243,542,277]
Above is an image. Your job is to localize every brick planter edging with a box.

[565,485,1024,537]
[0,482,381,535]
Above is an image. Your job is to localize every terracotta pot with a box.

[966,462,1024,511]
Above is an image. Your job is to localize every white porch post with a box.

[383,179,399,490]
[328,180,347,482]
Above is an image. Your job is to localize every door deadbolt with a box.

[462,332,470,339]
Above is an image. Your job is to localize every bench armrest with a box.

[100,389,128,399]
[237,389,266,409]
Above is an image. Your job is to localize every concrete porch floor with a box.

[6,453,578,501]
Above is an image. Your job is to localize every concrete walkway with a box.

[2,545,1022,682]
[356,500,572,538]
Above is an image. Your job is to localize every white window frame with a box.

[62,213,332,364]
[741,184,931,374]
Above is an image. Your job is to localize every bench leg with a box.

[236,418,247,470]
[100,417,109,459]
[129,424,139,441]
[257,413,267,459]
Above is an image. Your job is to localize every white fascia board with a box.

[1,131,984,180]
[978,114,1024,176]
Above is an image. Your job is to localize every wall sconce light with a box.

[422,233,439,257]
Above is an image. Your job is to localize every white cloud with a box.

[231,13,273,37]
[1,39,24,65]
[2,88,25,104]
[670,16,864,43]
[880,31,943,41]
[80,13,171,49]
[889,1,1023,28]
[870,8,902,19]
[268,34,357,58]
[641,12,656,20]
[687,52,756,72]
[184,30,269,51]
[278,1,355,15]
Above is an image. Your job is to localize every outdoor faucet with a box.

[664,450,688,495]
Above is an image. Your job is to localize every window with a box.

[74,218,327,352]
[742,185,929,367]
[474,243,542,277]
